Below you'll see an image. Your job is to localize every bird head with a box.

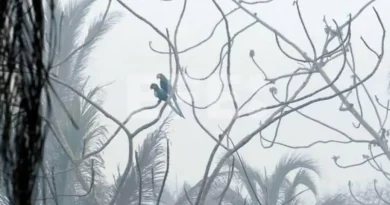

[156,73,163,79]
[150,83,158,90]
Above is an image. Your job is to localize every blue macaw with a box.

[150,83,167,102]
[156,73,172,98]
[150,83,185,118]
[156,73,184,117]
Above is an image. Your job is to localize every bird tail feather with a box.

[172,97,184,118]
[167,100,185,119]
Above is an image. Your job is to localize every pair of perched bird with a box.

[150,73,185,118]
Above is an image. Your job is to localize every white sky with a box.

[81,0,390,199]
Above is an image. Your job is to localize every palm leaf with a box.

[113,120,171,205]
[40,1,120,204]
[267,153,320,205]
[225,156,266,204]
[282,169,318,205]
[52,0,96,94]
[211,153,321,205]
[60,0,95,60]
[219,187,248,205]
[68,85,108,197]
[73,12,122,76]
[173,171,234,205]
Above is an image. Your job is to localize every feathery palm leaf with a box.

[40,0,120,204]
[73,12,122,75]
[173,169,236,205]
[66,85,108,200]
[113,118,172,205]
[266,153,320,205]
[203,153,321,205]
[281,169,318,205]
[226,157,266,204]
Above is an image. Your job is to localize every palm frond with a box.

[53,85,108,203]
[224,156,264,204]
[73,12,122,75]
[173,182,193,205]
[218,187,248,205]
[267,153,320,205]
[66,0,95,30]
[61,0,95,55]
[157,186,177,205]
[173,171,233,205]
[114,119,171,205]
[214,153,321,205]
[79,86,108,171]
[62,85,107,156]
[281,169,318,205]
[40,1,118,204]
[54,0,97,91]
[43,1,94,110]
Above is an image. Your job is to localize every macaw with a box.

[150,83,167,101]
[156,73,184,117]
[150,83,185,118]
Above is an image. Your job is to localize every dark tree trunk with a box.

[0,0,53,204]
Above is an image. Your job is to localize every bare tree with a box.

[1,0,383,204]
[111,0,387,204]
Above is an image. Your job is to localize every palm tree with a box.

[38,0,121,204]
[109,115,173,205]
[173,153,320,205]
[58,84,111,205]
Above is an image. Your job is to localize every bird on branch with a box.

[156,73,185,118]
[150,83,185,118]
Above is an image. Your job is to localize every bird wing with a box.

[160,79,169,93]
[154,90,159,98]
[160,77,177,100]
[160,76,184,118]
[167,101,185,119]
[154,88,167,102]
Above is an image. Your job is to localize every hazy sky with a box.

[80,0,390,199]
